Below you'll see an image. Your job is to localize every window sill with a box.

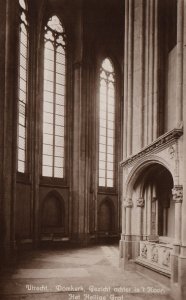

[40,176,68,187]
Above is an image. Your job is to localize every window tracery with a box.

[99,58,116,188]
[42,16,66,178]
[17,0,29,173]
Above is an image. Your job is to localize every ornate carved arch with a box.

[124,155,174,199]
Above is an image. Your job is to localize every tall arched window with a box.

[42,16,66,178]
[17,0,29,173]
[99,58,116,188]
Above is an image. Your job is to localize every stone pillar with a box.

[138,1,144,149]
[182,0,186,250]
[137,198,144,237]
[127,0,133,156]
[119,199,126,261]
[119,197,133,266]
[147,0,154,144]
[163,208,167,236]
[136,198,144,256]
[124,198,133,236]
[170,3,186,299]
[147,186,152,235]
[69,0,92,244]
[155,199,159,235]
[171,185,183,296]
[73,61,90,243]
[123,0,129,159]
[153,0,159,140]
[176,0,183,127]
[172,185,183,245]
[144,0,159,145]
[121,200,126,237]
[144,0,150,146]
[0,0,6,265]
[170,2,184,299]
[1,0,19,265]
[176,2,186,299]
[32,5,43,248]
[151,196,158,236]
[123,0,133,158]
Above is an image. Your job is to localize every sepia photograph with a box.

[0,0,186,299]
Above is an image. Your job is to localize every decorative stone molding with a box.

[162,249,171,267]
[120,128,183,168]
[168,146,175,159]
[141,244,147,258]
[136,241,173,277]
[123,198,133,208]
[148,235,159,242]
[172,185,183,203]
[137,197,144,207]
[151,246,158,263]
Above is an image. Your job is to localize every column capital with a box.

[152,196,158,202]
[137,197,144,207]
[123,198,133,208]
[172,185,183,203]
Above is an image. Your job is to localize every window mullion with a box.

[98,59,115,188]
[105,75,109,187]
[18,0,28,173]
[25,20,29,173]
[112,78,115,188]
[42,16,66,179]
[53,39,57,177]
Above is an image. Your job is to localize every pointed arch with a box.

[42,15,67,178]
[98,57,116,188]
[98,197,115,232]
[41,191,65,232]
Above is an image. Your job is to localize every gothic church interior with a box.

[0,0,186,300]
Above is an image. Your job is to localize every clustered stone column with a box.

[123,0,133,158]
[171,185,183,287]
[147,0,159,144]
[123,0,159,153]
[137,197,144,237]
[172,185,183,245]
[121,200,126,240]
[152,196,158,236]
[176,0,183,127]
[124,198,133,237]
[119,197,133,264]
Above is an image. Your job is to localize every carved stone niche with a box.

[172,185,183,203]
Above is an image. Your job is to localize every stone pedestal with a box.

[171,248,186,300]
[119,237,132,269]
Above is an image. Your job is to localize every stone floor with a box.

[0,244,172,300]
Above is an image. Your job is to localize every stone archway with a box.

[120,159,183,277]
[134,163,174,239]
[124,155,173,200]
